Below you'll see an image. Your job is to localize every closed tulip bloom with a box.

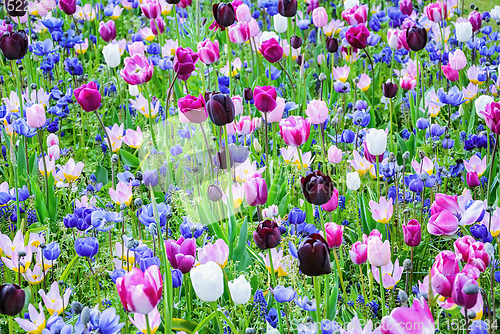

[178,94,207,123]
[328,145,342,164]
[346,24,369,49]
[441,64,459,82]
[349,241,368,265]
[228,22,250,44]
[121,54,154,85]
[403,219,422,247]
[455,21,473,42]
[425,1,446,22]
[324,222,343,248]
[466,171,480,188]
[102,43,121,68]
[190,261,224,302]
[399,0,413,15]
[99,21,116,42]
[400,74,417,90]
[468,11,482,32]
[312,7,328,27]
[254,86,277,112]
[480,102,500,135]
[260,38,283,63]
[0,31,29,60]
[0,284,25,316]
[346,171,361,190]
[6,0,26,16]
[301,170,334,205]
[140,0,161,19]
[165,237,196,273]
[321,187,339,212]
[382,80,398,98]
[367,238,391,267]
[290,35,303,49]
[197,39,220,65]
[341,4,368,25]
[74,82,102,112]
[75,237,99,258]
[427,210,460,236]
[279,115,310,147]
[298,233,331,276]
[151,17,166,35]
[207,184,223,202]
[451,273,478,309]
[449,49,467,70]
[245,173,268,206]
[235,4,251,22]
[253,220,281,250]
[228,275,251,304]
[173,47,198,76]
[278,0,297,17]
[274,14,288,33]
[143,169,158,187]
[406,26,427,51]
[366,129,387,156]
[213,3,235,27]
[117,266,162,314]
[26,104,46,128]
[59,0,76,14]
[206,93,235,126]
[305,99,328,125]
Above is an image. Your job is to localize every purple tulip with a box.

[253,220,281,250]
[59,0,76,15]
[165,237,196,274]
[451,273,478,309]
[244,173,268,206]
[402,219,422,247]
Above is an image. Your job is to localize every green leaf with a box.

[119,150,140,168]
[172,318,198,334]
[266,166,283,205]
[30,176,49,223]
[47,173,58,223]
[233,218,252,271]
[60,255,79,281]
[17,139,27,186]
[278,194,289,217]
[95,165,108,185]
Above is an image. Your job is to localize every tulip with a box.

[6,0,26,16]
[173,47,198,77]
[401,74,417,90]
[129,41,145,56]
[143,169,158,187]
[455,21,473,42]
[402,219,422,247]
[102,43,121,68]
[349,241,367,265]
[129,307,161,334]
[26,104,46,128]
[367,238,391,267]
[278,0,297,17]
[214,148,234,170]
[274,14,288,33]
[468,11,482,32]
[109,182,133,206]
[467,242,490,272]
[245,173,268,206]
[197,239,229,268]
[75,237,99,258]
[427,210,460,236]
[366,129,387,156]
[301,170,334,206]
[254,86,278,113]
[406,27,427,52]
[213,3,235,27]
[454,235,478,263]
[399,0,413,15]
[122,126,143,148]
[451,273,478,309]
[341,4,368,25]
[39,281,71,316]
[449,49,467,71]
[480,102,500,135]
[345,24,370,49]
[140,0,161,19]
[279,115,310,147]
[273,286,296,302]
[151,17,166,35]
[327,145,342,164]
[235,4,251,22]
[297,233,331,276]
[228,275,251,304]
[288,207,306,225]
[441,64,459,82]
[0,31,28,60]
[99,21,116,42]
[381,298,435,334]
[466,171,480,188]
[321,187,339,212]
[228,22,250,44]
[197,39,220,66]
[346,172,361,190]
[59,0,76,14]
[425,1,446,22]
[190,261,224,302]
[206,93,235,126]
[253,220,281,250]
[74,82,102,112]
[290,36,303,49]
[312,7,328,27]
[369,196,393,224]
[325,37,338,53]
[324,222,343,248]
[305,99,328,125]
[178,94,207,123]
[121,54,154,85]
[260,38,283,63]
[382,80,398,98]
[116,266,162,314]
[165,237,196,273]
[0,284,25,316]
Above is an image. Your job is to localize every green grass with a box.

[464,0,491,12]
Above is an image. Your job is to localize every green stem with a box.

[268,248,283,334]
[145,313,152,334]
[37,131,50,205]
[211,302,223,332]
[143,82,158,149]
[379,266,387,317]
[333,248,349,306]
[313,275,322,332]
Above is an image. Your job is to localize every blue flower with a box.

[179,217,204,239]
[172,268,183,288]
[138,203,171,227]
[436,86,465,106]
[321,319,341,334]
[75,237,99,258]
[288,207,305,225]
[94,307,124,334]
[42,314,72,334]
[266,65,282,80]
[265,308,278,328]
[91,210,122,232]
[273,285,296,302]
[116,171,140,186]
[12,118,37,138]
[294,296,316,311]
[109,269,126,283]
[43,242,61,261]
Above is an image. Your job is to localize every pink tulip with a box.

[430,250,459,298]
[341,4,367,25]
[109,181,133,206]
[324,222,343,248]
[312,7,328,27]
[99,21,116,42]
[368,196,393,224]
[235,3,251,22]
[233,116,255,135]
[173,47,198,76]
[122,126,143,148]
[381,298,435,334]
[74,82,102,112]
[425,1,447,22]
[402,219,421,247]
[467,241,490,272]
[480,102,500,135]
[178,94,207,123]
[232,95,244,116]
[468,11,482,32]
[448,49,467,70]
[150,17,166,36]
[248,18,260,37]
[26,104,46,128]
[279,116,310,147]
[306,0,318,14]
[128,41,145,56]
[47,134,59,147]
[197,239,229,268]
[441,64,459,82]
[327,145,342,163]
[349,241,367,265]
[305,99,328,125]
[321,187,339,212]
[116,265,163,314]
[254,86,277,113]
[427,210,460,236]
[244,173,268,206]
[120,54,154,85]
[140,0,160,19]
[264,97,285,123]
[177,0,192,8]
[466,171,480,188]
[372,259,404,289]
[259,38,283,63]
[47,145,60,160]
[165,237,196,273]
[367,238,391,267]
[387,28,409,50]
[197,39,220,65]
[228,22,250,44]
[451,273,478,309]
[400,74,417,90]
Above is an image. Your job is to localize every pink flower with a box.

[99,20,116,42]
[305,99,328,125]
[279,116,310,147]
[47,145,60,160]
[399,0,412,16]
[108,123,124,152]
[321,187,339,212]
[400,74,417,89]
[233,116,255,135]
[324,221,343,248]
[425,1,447,22]
[467,241,490,272]
[430,250,459,297]
[177,0,192,8]
[235,3,251,22]
[232,95,244,116]
[120,54,154,85]
[428,192,483,231]
[448,49,467,70]
[150,17,166,35]
[381,298,435,334]
[441,63,459,82]
[369,196,393,224]
[480,102,500,134]
[74,81,102,112]
[332,65,350,82]
[263,97,285,123]
[26,104,46,128]
[109,181,133,206]
[129,307,161,334]
[116,265,163,314]
[357,73,371,91]
[197,239,229,268]
[411,156,434,175]
[57,158,84,183]
[244,173,268,206]
[341,4,367,25]
[122,126,143,148]
[402,219,421,247]
[372,259,404,289]
[464,155,487,176]
[367,238,391,267]
[259,38,283,63]
[228,21,250,44]
[47,134,59,147]
[128,41,145,56]
[327,145,342,163]
[349,241,367,265]
[312,7,328,27]
[254,86,277,113]
[140,0,160,19]
[39,281,72,316]
[451,273,478,309]
[468,11,482,32]
[345,24,370,49]
[165,237,196,273]
[178,94,207,123]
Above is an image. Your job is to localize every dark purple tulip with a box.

[290,35,302,49]
[166,0,180,4]
[402,219,422,247]
[253,220,281,250]
[213,3,235,28]
[206,93,235,126]
[0,30,28,60]
[278,0,297,17]
[6,0,27,16]
[243,87,254,101]
[59,0,76,15]
[297,233,331,276]
[0,284,25,316]
[325,37,339,53]
[406,27,427,52]
[143,169,159,187]
[301,170,334,206]
[382,80,398,98]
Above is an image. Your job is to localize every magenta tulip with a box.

[254,86,277,113]
[165,237,196,274]
[466,171,480,188]
[341,4,367,25]
[480,102,500,135]
[26,104,46,128]
[59,0,76,15]
[381,298,435,334]
[173,47,199,76]
[178,94,207,123]
[116,265,162,314]
[441,64,459,82]
[399,0,413,15]
[120,54,154,85]
[427,210,460,236]
[321,187,339,212]
[259,38,283,63]
[228,22,250,44]
[244,173,268,206]
[349,241,367,265]
[468,11,482,32]
[346,24,370,49]
[425,1,447,22]
[402,219,421,247]
[467,242,490,272]
[150,18,166,35]
[430,250,459,298]
[74,82,102,112]
[99,21,116,42]
[324,222,343,248]
[279,116,310,147]
[451,273,478,309]
[197,39,220,65]
[140,0,161,19]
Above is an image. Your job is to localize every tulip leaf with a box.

[266,166,283,205]
[278,194,288,217]
[467,104,477,135]
[24,227,48,246]
[95,164,108,185]
[47,173,58,224]
[233,217,252,271]
[29,175,50,224]
[17,138,27,186]
[60,255,79,282]
[119,150,140,168]
[171,318,198,334]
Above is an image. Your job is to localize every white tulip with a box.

[455,21,473,43]
[365,129,387,156]
[491,6,500,20]
[253,138,262,153]
[260,31,279,44]
[344,0,359,10]
[274,14,288,33]
[346,172,361,191]
[228,275,251,305]
[475,95,494,119]
[190,261,224,302]
[129,85,140,97]
[102,43,121,68]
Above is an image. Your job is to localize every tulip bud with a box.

[253,138,262,152]
[301,170,334,205]
[297,233,331,276]
[214,147,234,170]
[245,173,268,206]
[0,284,25,316]
[213,3,235,27]
[278,0,297,17]
[243,87,254,101]
[290,35,302,49]
[402,219,422,247]
[143,169,159,187]
[346,172,361,190]
[382,80,398,98]
[325,37,339,53]
[253,220,281,250]
[207,184,223,202]
[207,93,236,126]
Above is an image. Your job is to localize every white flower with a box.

[475,95,494,119]
[365,129,387,156]
[455,21,473,43]
[190,261,224,302]
[273,14,288,33]
[228,275,251,304]
[102,43,121,68]
[347,172,361,191]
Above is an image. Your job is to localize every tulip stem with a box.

[376,155,380,198]
[143,81,158,149]
[36,130,50,206]
[359,265,368,310]
[332,248,349,307]
[486,134,499,206]
[268,248,284,334]
[210,302,223,332]
[264,113,270,182]
[313,275,322,332]
[225,29,232,94]
[379,266,387,317]
[277,61,295,100]
[94,110,115,190]
[8,316,13,334]
[145,313,152,334]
